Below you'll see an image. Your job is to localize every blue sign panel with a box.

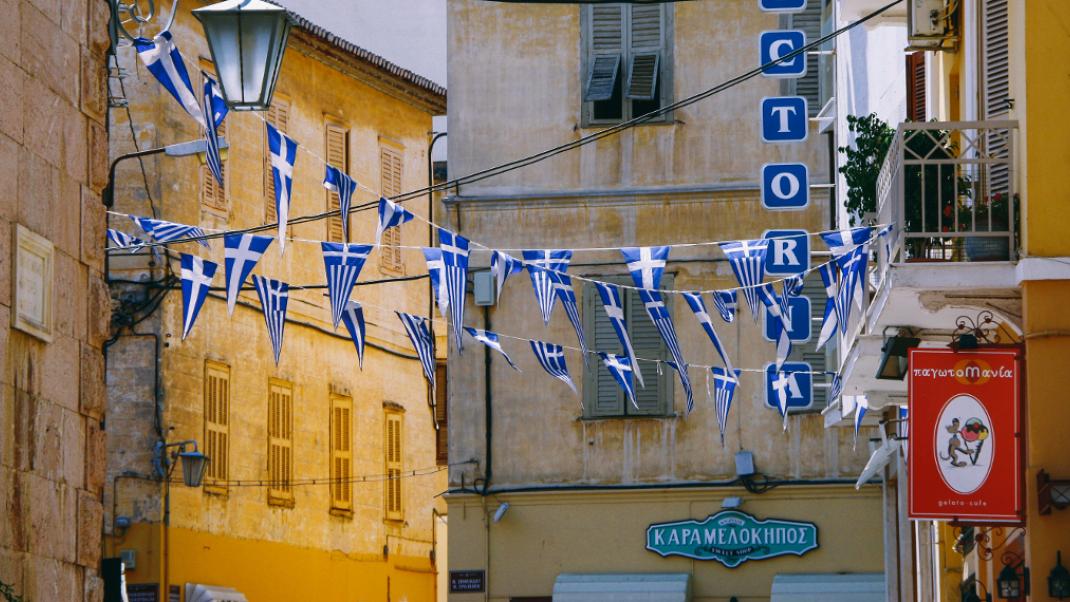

[763,229,810,275]
[765,362,814,411]
[761,97,808,143]
[761,163,809,210]
[760,30,807,78]
[759,0,808,12]
[764,295,812,343]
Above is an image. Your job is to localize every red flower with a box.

[943,205,953,217]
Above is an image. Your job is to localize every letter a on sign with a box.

[761,30,807,78]
[759,0,807,12]
[762,163,809,210]
[762,97,808,142]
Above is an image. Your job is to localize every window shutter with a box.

[264,99,289,223]
[906,52,927,122]
[584,281,625,417]
[434,362,448,465]
[584,5,623,102]
[784,0,822,116]
[325,122,348,242]
[201,120,227,213]
[384,413,403,520]
[204,362,230,494]
[626,5,661,100]
[330,395,353,511]
[628,287,670,416]
[268,380,294,506]
[981,0,1010,199]
[378,145,405,273]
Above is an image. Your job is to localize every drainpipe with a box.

[481,305,493,496]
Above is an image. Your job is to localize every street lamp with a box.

[193,0,293,111]
[153,439,209,488]
[1051,551,1070,599]
[997,552,1028,599]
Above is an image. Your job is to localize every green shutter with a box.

[586,55,621,102]
[626,4,662,100]
[627,286,671,416]
[585,5,624,102]
[584,281,625,417]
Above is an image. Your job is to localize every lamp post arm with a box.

[103,138,229,208]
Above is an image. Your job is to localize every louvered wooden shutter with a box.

[628,287,670,415]
[268,381,294,505]
[981,0,1010,198]
[434,363,448,466]
[585,5,623,102]
[330,395,353,511]
[906,52,927,122]
[201,120,227,213]
[264,99,290,223]
[384,414,404,519]
[325,122,348,242]
[784,0,822,116]
[204,362,230,493]
[584,281,625,417]
[379,145,404,273]
[626,4,661,100]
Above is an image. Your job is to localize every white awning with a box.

[185,584,248,602]
[771,573,885,602]
[553,573,691,602]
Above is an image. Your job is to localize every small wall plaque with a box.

[13,225,54,342]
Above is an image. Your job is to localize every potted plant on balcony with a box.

[838,113,894,226]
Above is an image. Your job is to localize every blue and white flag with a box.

[594,282,643,387]
[179,254,217,340]
[820,226,873,257]
[682,292,735,373]
[620,246,669,290]
[107,229,145,252]
[376,197,415,246]
[828,372,844,406]
[266,123,298,254]
[877,223,896,259]
[200,72,227,189]
[712,367,741,446]
[713,290,738,323]
[835,245,868,329]
[397,312,437,393]
[554,274,588,363]
[781,273,805,307]
[322,242,372,329]
[853,397,868,445]
[134,32,203,124]
[340,301,366,369]
[490,251,523,301]
[439,230,470,352]
[223,233,272,317]
[421,248,449,319]
[464,327,519,371]
[323,165,358,241]
[530,340,576,394]
[130,215,210,248]
[815,262,839,348]
[719,239,770,321]
[253,275,290,365]
[599,352,637,409]
[639,289,691,411]
[771,370,795,431]
[757,283,792,371]
[522,249,572,325]
[666,360,694,415]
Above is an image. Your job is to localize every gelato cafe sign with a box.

[645,510,818,568]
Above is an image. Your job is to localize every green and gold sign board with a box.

[645,510,818,568]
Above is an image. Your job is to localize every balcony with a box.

[836,121,1022,410]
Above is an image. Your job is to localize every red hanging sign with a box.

[908,347,1023,522]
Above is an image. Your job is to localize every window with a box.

[203,361,230,494]
[378,144,404,274]
[582,277,673,417]
[384,411,404,520]
[581,3,673,126]
[325,121,349,242]
[780,0,833,117]
[330,394,353,514]
[434,362,448,466]
[906,52,927,121]
[264,97,290,224]
[268,379,294,507]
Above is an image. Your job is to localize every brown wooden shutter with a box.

[204,362,230,494]
[268,380,294,506]
[330,395,353,511]
[325,122,348,242]
[384,413,403,519]
[378,145,405,273]
[434,362,448,466]
[905,52,926,121]
[264,99,290,223]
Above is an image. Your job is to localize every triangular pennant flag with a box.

[820,226,873,257]
[376,197,415,246]
[421,248,450,319]
[828,372,844,406]
[439,230,470,352]
[712,367,741,446]
[718,239,770,321]
[757,283,793,371]
[397,311,437,393]
[682,292,735,373]
[780,274,805,317]
[522,250,572,325]
[253,275,290,365]
[490,251,523,301]
[713,290,738,323]
[666,360,694,415]
[853,400,868,448]
[771,370,801,431]
[223,233,272,317]
[200,72,228,189]
[529,340,576,394]
[266,123,298,254]
[834,245,868,331]
[340,301,367,369]
[464,327,520,371]
[594,282,643,387]
[134,32,204,124]
[621,246,670,290]
[323,165,358,241]
[554,274,588,363]
[816,262,840,348]
[322,242,373,329]
[107,229,145,252]
[130,215,210,248]
[600,352,638,409]
[638,289,690,408]
[179,254,217,340]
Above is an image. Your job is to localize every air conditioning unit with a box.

[908,0,952,48]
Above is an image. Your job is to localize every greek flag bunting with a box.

[266,123,298,254]
[828,372,844,406]
[376,197,415,246]
[554,275,588,363]
[200,73,227,189]
[179,254,217,340]
[339,301,367,369]
[107,229,145,252]
[421,248,449,319]
[713,290,738,323]
[130,215,210,248]
[599,353,637,409]
[490,251,523,301]
[529,340,576,394]
[439,230,470,352]
[757,283,793,371]
[594,282,643,387]
[718,239,770,321]
[780,274,805,316]
[321,242,372,329]
[464,328,520,371]
[815,262,839,349]
[134,32,203,124]
[253,275,290,366]
[877,223,896,259]
[397,312,437,393]
[522,250,572,325]
[682,292,735,373]
[223,233,272,317]
[771,370,795,431]
[666,360,694,415]
[323,166,358,241]
[712,367,741,446]
[834,245,868,330]
[620,246,669,290]
[639,288,692,411]
[854,401,868,446]
[820,226,873,257]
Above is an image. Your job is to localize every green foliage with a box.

[838,113,894,226]
[0,580,22,602]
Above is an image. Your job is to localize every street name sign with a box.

[646,510,819,567]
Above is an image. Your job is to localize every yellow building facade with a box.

[105,3,447,601]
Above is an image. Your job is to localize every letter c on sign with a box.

[769,39,797,66]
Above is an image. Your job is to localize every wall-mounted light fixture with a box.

[493,502,510,523]
[1050,551,1070,599]
[997,551,1028,599]
[1038,469,1070,515]
[876,327,920,380]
